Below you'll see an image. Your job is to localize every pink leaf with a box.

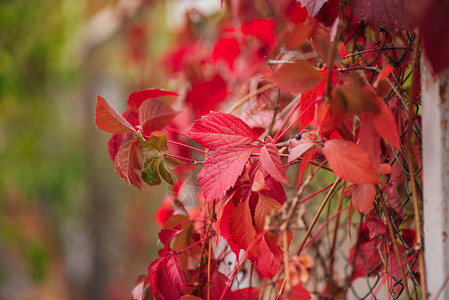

[114,134,142,189]
[95,95,136,133]
[198,145,254,202]
[265,61,323,94]
[352,184,376,214]
[349,0,413,30]
[322,139,379,185]
[259,136,288,185]
[188,112,258,150]
[138,99,177,133]
[131,275,149,300]
[241,19,276,46]
[299,0,329,16]
[127,88,178,110]
[288,134,315,163]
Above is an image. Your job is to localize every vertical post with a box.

[422,57,449,299]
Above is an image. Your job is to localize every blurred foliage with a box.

[0,0,85,292]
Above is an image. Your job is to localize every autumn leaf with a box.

[188,112,259,150]
[95,95,136,134]
[265,61,323,94]
[254,194,282,232]
[197,145,254,202]
[127,88,177,110]
[288,133,316,163]
[349,0,413,30]
[115,134,142,189]
[371,97,401,149]
[138,99,177,133]
[241,19,276,46]
[148,252,186,300]
[229,199,258,260]
[351,184,376,214]
[255,238,280,279]
[322,139,379,185]
[365,210,387,239]
[259,136,289,185]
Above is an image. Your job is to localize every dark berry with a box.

[295,133,302,140]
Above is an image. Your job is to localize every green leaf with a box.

[149,134,168,152]
[141,157,162,186]
[159,156,184,185]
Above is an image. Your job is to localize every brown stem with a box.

[406,33,427,300]
[328,191,344,293]
[376,186,411,300]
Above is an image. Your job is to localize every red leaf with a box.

[95,95,136,134]
[179,296,202,300]
[188,112,258,150]
[255,238,280,279]
[259,136,288,185]
[108,133,129,160]
[288,133,315,163]
[229,199,258,260]
[352,184,376,214]
[127,88,177,110]
[382,183,407,219]
[419,0,449,74]
[277,280,311,300]
[162,253,187,296]
[299,0,329,16]
[148,252,186,300]
[322,139,379,185]
[232,287,260,300]
[208,271,232,299]
[159,228,183,249]
[138,99,177,133]
[155,196,174,226]
[358,114,381,164]
[298,148,319,186]
[371,97,401,149]
[198,145,254,202]
[217,196,241,254]
[349,0,412,30]
[114,134,142,189]
[349,237,383,280]
[265,62,323,94]
[366,210,387,239]
[374,64,393,87]
[186,74,227,118]
[212,37,240,69]
[285,2,308,24]
[241,19,276,46]
[254,194,282,232]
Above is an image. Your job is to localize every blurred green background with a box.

[0,0,180,299]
